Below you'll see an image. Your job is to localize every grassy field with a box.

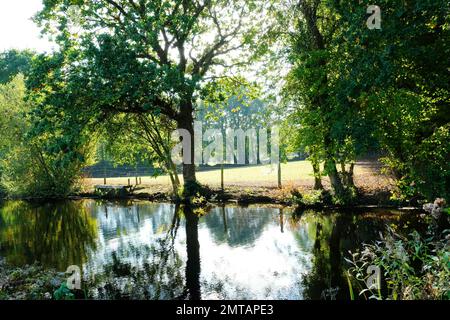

[85,160,392,192]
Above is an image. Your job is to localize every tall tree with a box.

[331,0,450,201]
[284,0,348,197]
[29,0,267,195]
[284,0,449,201]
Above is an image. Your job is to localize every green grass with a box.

[86,160,378,189]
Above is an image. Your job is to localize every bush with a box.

[291,189,334,207]
[0,141,86,198]
[0,75,90,198]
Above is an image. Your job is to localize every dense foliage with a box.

[0,74,92,197]
[282,0,449,202]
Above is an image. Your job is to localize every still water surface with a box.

[0,200,422,300]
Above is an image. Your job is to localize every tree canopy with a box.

[26,0,270,195]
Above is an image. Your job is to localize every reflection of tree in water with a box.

[90,205,207,300]
[91,241,185,300]
[90,205,200,300]
[90,201,178,242]
[203,206,273,247]
[297,210,422,300]
[184,206,201,300]
[0,200,97,270]
[290,211,340,300]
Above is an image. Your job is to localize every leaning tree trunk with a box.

[164,153,181,195]
[135,113,181,194]
[167,169,180,195]
[171,161,181,189]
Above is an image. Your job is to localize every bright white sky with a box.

[0,0,54,52]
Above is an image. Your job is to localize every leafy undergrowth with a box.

[0,259,65,300]
[346,228,450,300]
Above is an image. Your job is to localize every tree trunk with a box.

[177,101,197,190]
[312,159,324,190]
[346,162,355,189]
[168,172,179,195]
[327,160,344,196]
[340,162,346,175]
[324,135,345,196]
[340,161,347,185]
[340,161,356,189]
[166,159,180,194]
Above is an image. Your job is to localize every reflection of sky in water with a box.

[196,207,313,299]
[0,200,421,300]
[83,202,181,277]
[82,202,314,299]
[197,222,313,299]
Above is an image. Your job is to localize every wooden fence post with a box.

[278,162,282,189]
[221,163,224,192]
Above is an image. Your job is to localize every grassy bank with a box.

[80,160,398,207]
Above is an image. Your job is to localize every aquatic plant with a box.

[346,228,450,300]
[53,283,75,300]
